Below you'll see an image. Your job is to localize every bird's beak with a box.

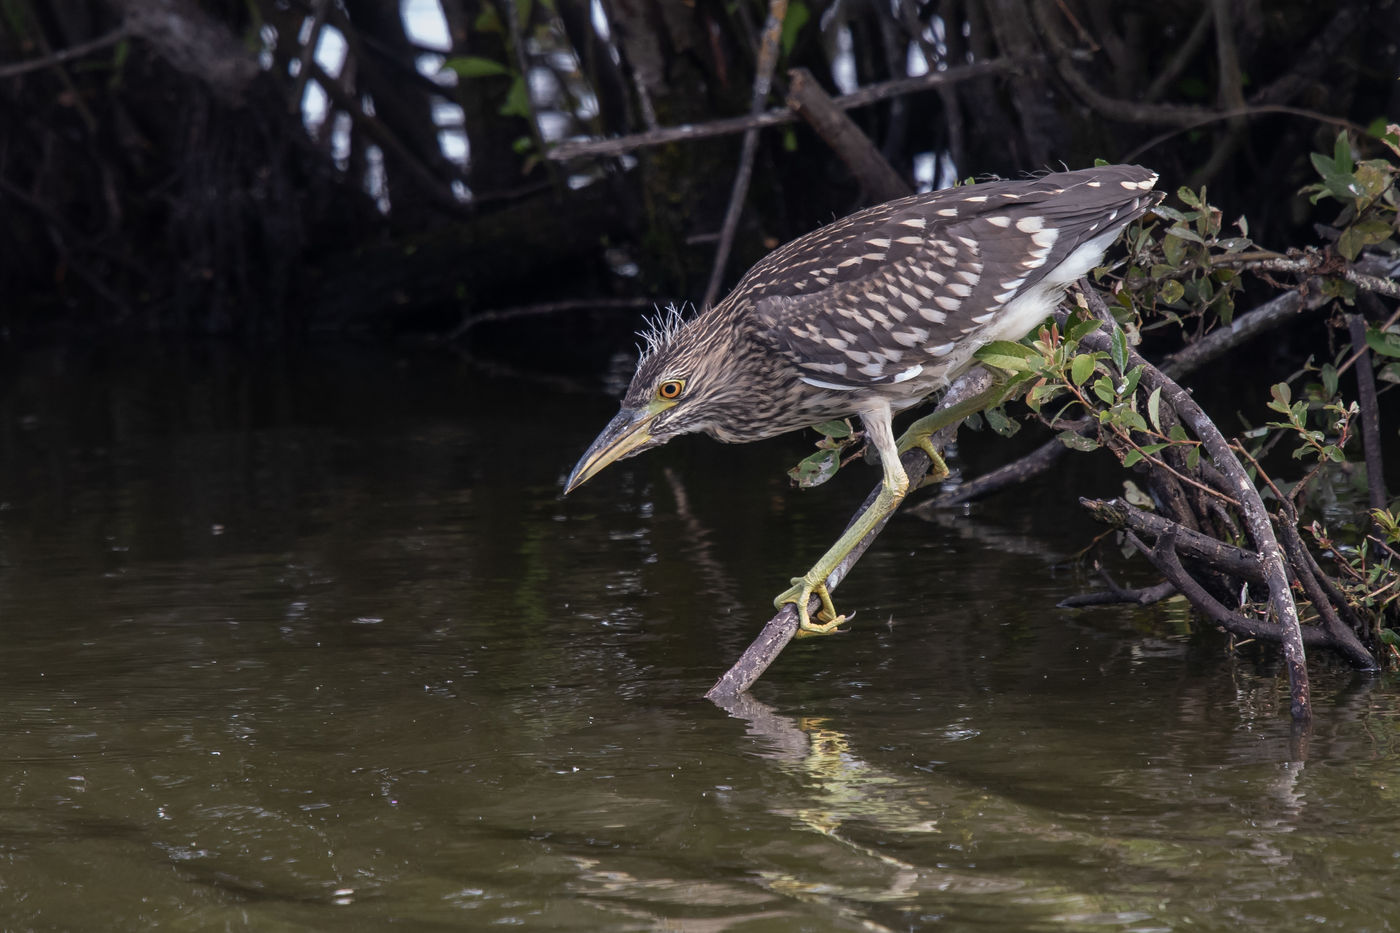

[564,405,662,494]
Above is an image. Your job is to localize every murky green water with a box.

[0,345,1396,930]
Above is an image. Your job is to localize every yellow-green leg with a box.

[774,381,1015,636]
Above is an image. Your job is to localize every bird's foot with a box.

[775,575,849,637]
[897,434,951,487]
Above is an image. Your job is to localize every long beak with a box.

[564,406,661,494]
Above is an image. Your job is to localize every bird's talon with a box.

[775,576,848,636]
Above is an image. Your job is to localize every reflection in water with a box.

[0,345,1397,929]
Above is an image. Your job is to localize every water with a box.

[0,344,1396,930]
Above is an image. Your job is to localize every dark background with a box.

[0,0,1392,345]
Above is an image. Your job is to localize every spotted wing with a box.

[744,165,1161,389]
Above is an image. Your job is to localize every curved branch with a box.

[1079,283,1312,720]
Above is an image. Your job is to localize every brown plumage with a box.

[567,164,1162,634]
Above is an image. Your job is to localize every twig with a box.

[287,0,331,115]
[1143,7,1213,102]
[450,297,656,340]
[0,27,130,80]
[1215,250,1400,301]
[546,59,1021,162]
[1121,105,1373,164]
[703,0,788,310]
[704,366,998,700]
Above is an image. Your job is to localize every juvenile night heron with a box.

[566,165,1161,634]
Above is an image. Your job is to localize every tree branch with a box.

[546,59,1022,162]
[0,27,130,80]
[705,366,998,700]
[703,0,788,310]
[1079,283,1312,720]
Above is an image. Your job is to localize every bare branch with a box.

[703,0,789,310]
[546,59,1021,162]
[0,27,130,80]
[705,367,999,700]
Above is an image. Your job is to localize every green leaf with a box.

[1119,408,1149,433]
[788,449,840,488]
[1334,131,1354,175]
[1093,375,1116,405]
[442,55,511,78]
[1162,233,1187,267]
[780,1,810,58]
[1380,628,1400,648]
[812,419,852,438]
[1167,223,1206,245]
[1365,327,1400,358]
[1186,446,1200,470]
[1123,449,1143,467]
[1066,316,1102,343]
[1169,424,1188,442]
[474,2,503,32]
[1058,430,1100,452]
[500,75,532,118]
[1337,218,1394,261]
[976,340,1038,360]
[1120,364,1143,398]
[985,406,1020,437]
[1321,363,1339,398]
[1110,327,1129,373]
[978,354,1035,373]
[1070,353,1096,386]
[1158,278,1185,304]
[1147,386,1163,433]
[1177,186,1202,208]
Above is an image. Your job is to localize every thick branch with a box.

[1134,529,1333,649]
[786,68,912,203]
[1080,497,1266,584]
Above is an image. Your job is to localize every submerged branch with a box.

[705,366,998,701]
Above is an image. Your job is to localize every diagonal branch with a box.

[705,366,998,700]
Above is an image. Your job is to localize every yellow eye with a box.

[658,379,685,400]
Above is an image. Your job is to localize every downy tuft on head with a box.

[619,303,757,441]
[635,303,691,365]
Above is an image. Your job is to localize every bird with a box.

[565,164,1162,635]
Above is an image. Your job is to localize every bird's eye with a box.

[658,379,685,400]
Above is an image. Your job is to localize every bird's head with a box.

[564,307,739,494]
